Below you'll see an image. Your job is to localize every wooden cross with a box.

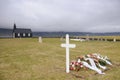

[61,34,76,73]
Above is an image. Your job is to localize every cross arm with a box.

[61,44,76,48]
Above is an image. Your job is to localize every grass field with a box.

[0,37,120,80]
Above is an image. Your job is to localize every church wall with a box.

[14,33,32,38]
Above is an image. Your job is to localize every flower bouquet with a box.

[70,53,112,74]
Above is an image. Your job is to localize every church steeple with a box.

[13,23,16,38]
[13,23,16,30]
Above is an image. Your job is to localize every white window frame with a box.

[28,33,31,36]
[23,33,25,36]
[18,33,20,36]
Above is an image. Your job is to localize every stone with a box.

[39,36,42,43]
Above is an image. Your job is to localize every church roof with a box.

[13,28,32,33]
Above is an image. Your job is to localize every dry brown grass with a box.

[0,37,120,80]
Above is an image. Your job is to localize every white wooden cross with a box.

[61,34,76,73]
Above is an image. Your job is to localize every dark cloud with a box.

[0,0,120,32]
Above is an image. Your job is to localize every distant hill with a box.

[33,32,120,37]
[0,28,120,38]
[0,28,13,38]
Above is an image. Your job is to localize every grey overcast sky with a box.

[0,0,120,32]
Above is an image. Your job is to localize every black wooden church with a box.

[12,24,32,38]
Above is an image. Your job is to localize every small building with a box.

[12,23,32,38]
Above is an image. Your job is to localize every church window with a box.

[28,33,31,36]
[18,33,20,36]
[23,33,25,36]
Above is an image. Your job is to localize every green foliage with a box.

[98,59,106,66]
[0,37,120,80]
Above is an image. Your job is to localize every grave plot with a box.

[61,34,113,75]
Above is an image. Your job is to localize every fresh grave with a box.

[61,34,112,74]
[70,53,112,74]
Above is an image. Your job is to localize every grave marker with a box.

[39,36,42,43]
[61,34,76,73]
[86,34,89,41]
[113,38,116,42]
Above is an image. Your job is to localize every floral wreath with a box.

[70,53,112,74]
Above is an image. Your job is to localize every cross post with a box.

[61,34,76,73]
